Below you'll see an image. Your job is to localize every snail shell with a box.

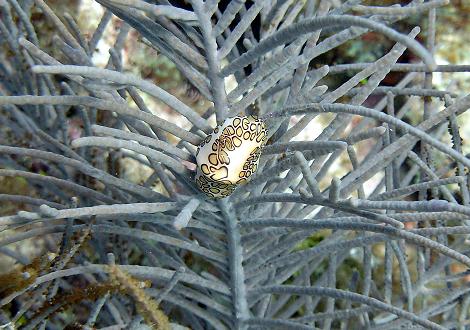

[195,115,268,198]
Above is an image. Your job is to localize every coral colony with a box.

[1,0,470,329]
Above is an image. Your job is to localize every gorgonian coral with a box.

[1,0,470,329]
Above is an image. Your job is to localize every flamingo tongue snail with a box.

[195,115,268,198]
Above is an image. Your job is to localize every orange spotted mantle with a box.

[195,115,268,198]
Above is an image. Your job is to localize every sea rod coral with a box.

[1,0,470,329]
